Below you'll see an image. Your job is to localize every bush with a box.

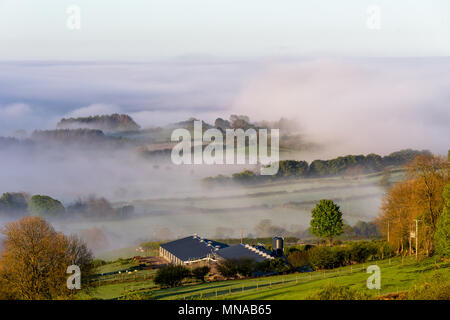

[191,266,210,282]
[154,265,190,288]
[216,259,239,278]
[92,259,107,268]
[405,272,450,300]
[306,283,370,300]
[118,292,154,300]
[348,242,373,263]
[308,246,340,270]
[256,258,289,274]
[235,259,256,277]
[287,251,310,269]
[216,258,258,278]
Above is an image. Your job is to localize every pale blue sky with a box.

[1,0,449,60]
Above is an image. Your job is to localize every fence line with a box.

[179,256,430,300]
[114,256,436,299]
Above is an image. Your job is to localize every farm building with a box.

[159,234,228,265]
[215,243,274,263]
[160,234,282,265]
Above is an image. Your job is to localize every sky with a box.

[0,0,449,60]
[0,1,449,156]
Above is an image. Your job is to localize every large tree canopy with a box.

[310,199,344,245]
[0,217,93,299]
[27,195,65,218]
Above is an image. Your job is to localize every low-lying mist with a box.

[1,57,447,256]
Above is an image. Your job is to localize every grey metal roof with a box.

[215,244,271,263]
[160,236,228,262]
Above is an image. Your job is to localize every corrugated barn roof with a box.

[160,235,228,262]
[216,244,273,263]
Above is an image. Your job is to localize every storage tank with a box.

[272,236,284,257]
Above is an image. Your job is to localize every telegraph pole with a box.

[414,219,420,259]
[387,220,390,242]
[409,223,412,256]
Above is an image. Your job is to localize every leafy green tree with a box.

[310,199,344,245]
[27,195,65,218]
[191,266,210,282]
[434,184,450,256]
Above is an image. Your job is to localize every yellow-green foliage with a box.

[306,283,370,300]
[405,272,450,300]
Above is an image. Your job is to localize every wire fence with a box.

[112,255,447,300]
[177,256,442,300]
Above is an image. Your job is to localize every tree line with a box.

[377,153,450,257]
[0,192,134,220]
[203,149,431,185]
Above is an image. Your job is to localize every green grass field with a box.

[81,256,449,300]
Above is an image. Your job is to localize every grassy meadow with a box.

[80,255,449,300]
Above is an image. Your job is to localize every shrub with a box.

[287,251,310,269]
[405,272,450,300]
[92,259,107,268]
[118,292,154,300]
[308,246,339,270]
[348,242,373,263]
[191,266,210,282]
[306,283,370,300]
[154,265,190,288]
[256,258,287,274]
[216,259,239,278]
[332,247,351,267]
[235,259,256,277]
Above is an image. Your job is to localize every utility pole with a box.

[414,219,420,259]
[387,220,390,243]
[409,223,412,256]
[240,230,243,244]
